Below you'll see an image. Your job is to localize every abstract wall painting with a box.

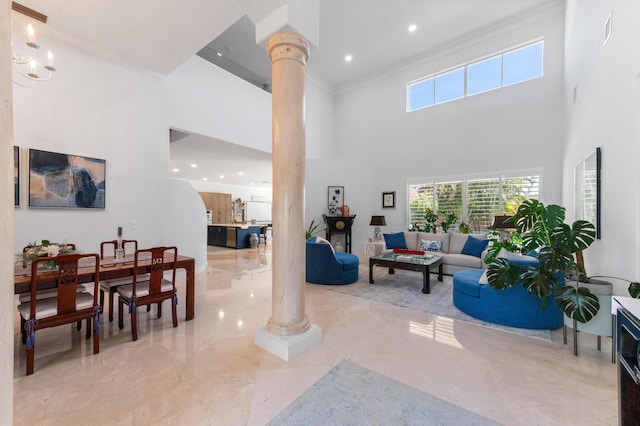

[28,148,106,208]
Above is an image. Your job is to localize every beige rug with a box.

[318,265,553,341]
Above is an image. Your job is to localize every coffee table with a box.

[369,252,443,294]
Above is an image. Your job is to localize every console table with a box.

[323,214,356,253]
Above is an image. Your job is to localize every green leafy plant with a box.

[440,213,458,233]
[484,229,524,264]
[424,208,438,233]
[486,200,600,323]
[305,220,324,239]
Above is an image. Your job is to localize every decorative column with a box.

[0,0,15,421]
[255,31,321,360]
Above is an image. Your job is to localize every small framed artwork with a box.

[328,186,344,210]
[29,148,106,208]
[382,191,396,209]
[14,146,19,206]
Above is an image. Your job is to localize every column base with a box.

[254,324,322,361]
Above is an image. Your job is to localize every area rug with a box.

[267,359,499,425]
[320,265,552,341]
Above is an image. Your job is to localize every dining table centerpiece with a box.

[22,240,75,269]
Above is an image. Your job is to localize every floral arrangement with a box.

[22,240,75,268]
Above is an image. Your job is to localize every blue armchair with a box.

[306,237,359,285]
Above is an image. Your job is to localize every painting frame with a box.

[328,186,344,210]
[14,146,19,206]
[382,191,396,209]
[28,148,106,209]
[574,147,601,239]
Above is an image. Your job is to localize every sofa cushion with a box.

[403,232,418,250]
[336,252,359,271]
[448,233,470,254]
[444,253,483,269]
[461,236,490,258]
[418,239,443,252]
[383,232,407,249]
[418,233,450,253]
[314,236,335,253]
[496,248,536,262]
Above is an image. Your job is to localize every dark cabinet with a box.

[323,214,356,253]
[208,225,260,249]
[208,226,227,246]
[616,298,640,425]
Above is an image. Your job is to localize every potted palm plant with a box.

[486,200,602,323]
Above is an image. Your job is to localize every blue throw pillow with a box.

[460,236,489,258]
[383,232,407,249]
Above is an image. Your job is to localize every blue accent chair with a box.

[452,259,564,330]
[306,238,359,285]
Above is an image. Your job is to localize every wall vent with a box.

[11,2,47,23]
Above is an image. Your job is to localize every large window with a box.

[407,40,544,112]
[408,172,540,232]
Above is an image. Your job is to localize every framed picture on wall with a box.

[28,148,106,209]
[14,146,19,206]
[382,191,396,209]
[574,147,601,239]
[328,186,344,214]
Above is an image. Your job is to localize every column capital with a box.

[267,32,310,66]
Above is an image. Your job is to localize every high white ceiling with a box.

[12,0,563,188]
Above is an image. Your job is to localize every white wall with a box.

[563,0,640,294]
[302,7,566,247]
[13,35,170,252]
[164,56,272,154]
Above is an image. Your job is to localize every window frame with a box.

[406,169,543,232]
[406,39,544,112]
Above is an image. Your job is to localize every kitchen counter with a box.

[207,225,260,248]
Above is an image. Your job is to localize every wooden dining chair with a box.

[19,243,84,334]
[17,253,101,376]
[99,239,149,322]
[117,246,178,341]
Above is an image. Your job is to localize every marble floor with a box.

[13,244,618,425]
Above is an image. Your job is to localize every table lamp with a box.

[369,215,387,241]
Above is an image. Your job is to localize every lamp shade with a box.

[369,215,387,226]
[492,215,514,229]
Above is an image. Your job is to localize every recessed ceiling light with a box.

[345,54,353,62]
[250,182,255,185]
[408,24,417,32]
[238,171,244,175]
[219,175,224,179]
[172,168,179,172]
[202,177,208,181]
[190,163,198,168]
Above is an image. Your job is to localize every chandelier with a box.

[11,2,56,86]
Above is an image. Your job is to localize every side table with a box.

[365,240,385,261]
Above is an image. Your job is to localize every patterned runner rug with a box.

[319,265,552,341]
[268,360,500,425]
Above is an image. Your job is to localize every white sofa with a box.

[385,232,489,275]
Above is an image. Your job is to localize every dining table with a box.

[14,253,197,321]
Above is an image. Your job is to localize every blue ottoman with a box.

[452,268,563,330]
